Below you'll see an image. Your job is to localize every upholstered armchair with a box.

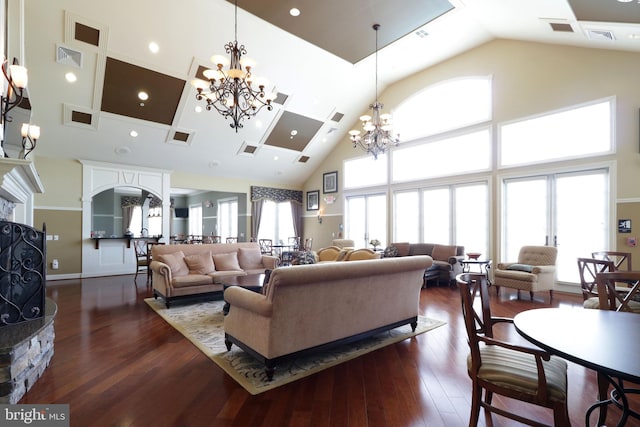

[343,248,380,261]
[494,245,558,301]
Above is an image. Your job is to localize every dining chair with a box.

[288,236,300,250]
[577,257,616,309]
[134,240,149,282]
[259,238,273,255]
[591,251,632,271]
[457,273,570,427]
[303,238,313,251]
[595,271,640,313]
[226,237,238,244]
[211,235,221,243]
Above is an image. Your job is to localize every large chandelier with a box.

[349,24,399,159]
[192,0,275,132]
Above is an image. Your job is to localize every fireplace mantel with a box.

[0,158,45,203]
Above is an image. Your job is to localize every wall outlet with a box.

[52,259,59,270]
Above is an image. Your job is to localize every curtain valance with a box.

[250,186,302,205]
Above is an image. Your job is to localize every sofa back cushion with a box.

[393,242,411,257]
[408,243,434,256]
[237,247,263,270]
[184,252,216,274]
[431,244,457,261]
[158,251,189,277]
[213,252,243,271]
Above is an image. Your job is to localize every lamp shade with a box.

[9,65,27,88]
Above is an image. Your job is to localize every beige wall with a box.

[302,38,640,255]
[31,38,640,276]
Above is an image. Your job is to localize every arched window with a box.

[394,76,492,142]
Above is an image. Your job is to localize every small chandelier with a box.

[192,0,275,132]
[349,24,399,159]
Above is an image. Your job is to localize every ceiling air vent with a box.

[549,22,574,33]
[57,45,83,68]
[330,112,344,123]
[238,142,259,156]
[173,131,190,142]
[586,29,615,41]
[298,155,310,163]
[165,128,194,146]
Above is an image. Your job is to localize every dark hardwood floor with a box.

[19,274,640,427]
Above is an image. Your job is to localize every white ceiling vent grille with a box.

[56,45,83,68]
[586,29,615,41]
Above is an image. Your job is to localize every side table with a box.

[460,259,492,285]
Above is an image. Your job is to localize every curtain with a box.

[290,201,303,238]
[251,199,264,240]
[122,205,135,234]
[250,186,303,240]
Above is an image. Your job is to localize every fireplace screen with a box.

[0,221,46,326]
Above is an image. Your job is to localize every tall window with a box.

[499,98,614,167]
[258,200,295,244]
[188,204,202,236]
[344,154,388,190]
[345,194,387,248]
[218,198,238,239]
[394,76,492,142]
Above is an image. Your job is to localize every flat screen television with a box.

[174,208,189,218]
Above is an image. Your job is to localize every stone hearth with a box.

[0,298,56,403]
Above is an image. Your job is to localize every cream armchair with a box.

[494,245,558,302]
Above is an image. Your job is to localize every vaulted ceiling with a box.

[14,0,640,187]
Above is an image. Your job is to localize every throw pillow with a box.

[157,251,189,277]
[237,247,263,270]
[383,246,399,258]
[212,252,242,271]
[506,263,534,273]
[183,252,215,275]
[392,242,411,257]
[431,244,457,262]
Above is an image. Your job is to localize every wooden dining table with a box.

[514,307,640,427]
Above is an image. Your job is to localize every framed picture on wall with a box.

[323,171,338,194]
[307,190,319,211]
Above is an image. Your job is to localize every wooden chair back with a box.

[259,239,273,255]
[596,271,640,312]
[577,257,615,300]
[591,251,632,271]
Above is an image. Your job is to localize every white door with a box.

[502,168,609,283]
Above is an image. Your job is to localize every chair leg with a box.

[549,289,553,300]
[469,383,482,427]
[529,290,534,300]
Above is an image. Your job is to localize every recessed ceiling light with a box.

[148,42,159,53]
[130,130,138,137]
[195,105,203,113]
[290,130,298,136]
[289,8,301,17]
[273,156,279,161]
[115,146,131,155]
[617,0,633,3]
[138,91,149,101]
[208,160,221,167]
[65,72,77,83]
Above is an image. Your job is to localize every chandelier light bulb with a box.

[9,65,27,88]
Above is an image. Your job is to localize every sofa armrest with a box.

[224,286,273,317]
[150,260,172,292]
[261,255,280,269]
[532,265,556,274]
[496,262,516,270]
[448,255,465,265]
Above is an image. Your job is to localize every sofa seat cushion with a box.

[172,274,213,288]
[209,270,248,279]
[158,251,189,277]
[238,247,264,270]
[184,252,215,274]
[431,244,457,261]
[213,252,243,272]
[495,269,537,282]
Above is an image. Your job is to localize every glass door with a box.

[345,193,387,248]
[502,168,609,283]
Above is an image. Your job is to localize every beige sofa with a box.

[386,242,465,286]
[150,242,279,307]
[223,255,433,380]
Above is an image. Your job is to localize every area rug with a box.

[145,298,446,395]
